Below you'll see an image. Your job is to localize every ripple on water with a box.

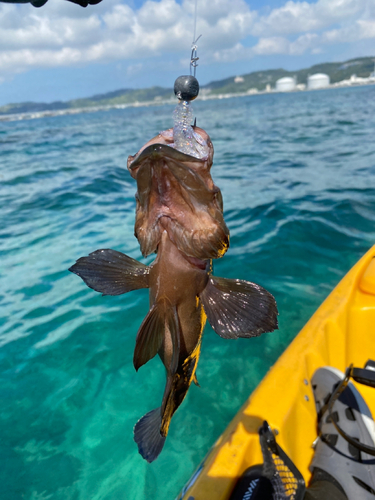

[0,85,375,500]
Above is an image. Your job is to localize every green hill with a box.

[1,56,374,116]
[205,56,375,94]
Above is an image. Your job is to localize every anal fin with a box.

[133,303,164,371]
[69,249,149,295]
[133,300,180,372]
[200,276,278,339]
[134,408,166,463]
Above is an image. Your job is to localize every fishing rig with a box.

[172,27,208,159]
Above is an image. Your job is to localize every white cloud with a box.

[0,0,374,80]
[212,42,251,63]
[319,18,375,45]
[357,19,375,39]
[137,0,181,30]
[290,33,319,55]
[251,0,365,37]
[102,4,135,31]
[247,0,375,57]
[209,32,321,61]
[250,34,318,56]
[0,0,257,77]
[252,37,290,55]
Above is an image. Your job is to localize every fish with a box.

[69,125,278,462]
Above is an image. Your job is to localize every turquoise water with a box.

[1,85,375,499]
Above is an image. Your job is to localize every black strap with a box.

[324,364,375,457]
[352,367,375,388]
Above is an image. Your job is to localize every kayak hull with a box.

[178,244,375,500]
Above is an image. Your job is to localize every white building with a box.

[350,74,368,84]
[307,73,330,90]
[275,77,296,92]
[234,76,244,83]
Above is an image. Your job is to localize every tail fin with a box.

[134,408,166,463]
[69,249,149,295]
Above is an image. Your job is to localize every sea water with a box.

[1,85,375,500]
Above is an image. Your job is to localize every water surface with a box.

[1,85,375,499]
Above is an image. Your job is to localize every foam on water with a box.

[1,86,375,499]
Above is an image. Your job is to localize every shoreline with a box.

[1,80,375,123]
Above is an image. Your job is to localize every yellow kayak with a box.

[177,244,375,500]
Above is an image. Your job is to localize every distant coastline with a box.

[1,55,374,123]
[1,79,375,123]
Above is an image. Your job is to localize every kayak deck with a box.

[178,245,375,500]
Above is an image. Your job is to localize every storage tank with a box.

[275,77,296,92]
[307,73,330,90]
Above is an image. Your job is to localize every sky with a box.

[0,0,374,105]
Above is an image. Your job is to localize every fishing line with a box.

[193,0,198,47]
[190,0,201,77]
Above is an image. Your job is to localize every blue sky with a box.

[0,0,374,105]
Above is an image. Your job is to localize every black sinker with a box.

[174,75,199,102]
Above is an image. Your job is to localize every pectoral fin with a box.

[200,276,278,339]
[69,249,149,295]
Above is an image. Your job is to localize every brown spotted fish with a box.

[69,124,278,463]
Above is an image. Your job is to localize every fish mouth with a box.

[129,143,205,170]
